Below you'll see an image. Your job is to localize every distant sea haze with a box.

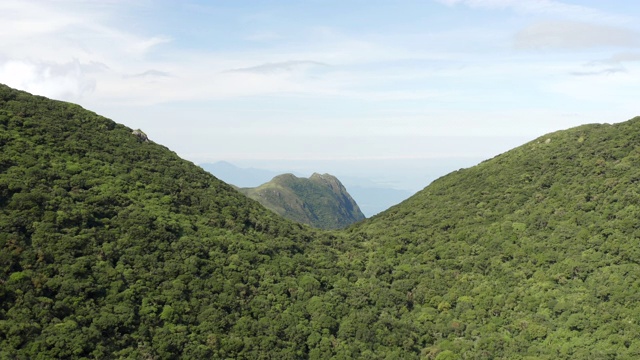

[199,157,484,216]
[200,161,416,216]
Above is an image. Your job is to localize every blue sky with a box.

[1,0,640,190]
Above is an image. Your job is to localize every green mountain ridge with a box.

[239,172,366,230]
[345,119,640,357]
[0,84,324,358]
[2,83,640,358]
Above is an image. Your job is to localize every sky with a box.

[1,0,640,191]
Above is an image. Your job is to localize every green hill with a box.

[345,119,640,358]
[3,83,640,359]
[0,84,330,358]
[238,173,366,230]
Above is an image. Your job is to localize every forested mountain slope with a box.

[239,173,366,230]
[346,118,640,358]
[0,84,341,358]
[3,83,640,359]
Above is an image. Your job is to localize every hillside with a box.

[345,118,640,358]
[3,83,640,359]
[238,173,366,230]
[0,84,338,359]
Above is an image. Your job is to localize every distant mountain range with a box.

[200,161,412,216]
[200,161,279,188]
[238,173,365,230]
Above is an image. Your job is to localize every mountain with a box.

[238,173,366,230]
[0,84,324,359]
[199,161,281,188]
[200,161,413,217]
[3,83,640,358]
[346,118,640,358]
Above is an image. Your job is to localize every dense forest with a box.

[2,83,640,359]
[239,173,365,230]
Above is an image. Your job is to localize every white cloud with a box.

[515,21,640,50]
[0,59,98,100]
[226,61,329,74]
[575,53,640,78]
[126,70,171,79]
[548,62,640,106]
[124,36,172,57]
[2,0,636,130]
[435,0,625,23]
[0,0,170,101]
[606,52,640,63]
[570,67,627,77]
[0,1,503,106]
[0,1,84,37]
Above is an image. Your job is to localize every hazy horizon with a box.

[1,0,638,183]
[200,156,487,192]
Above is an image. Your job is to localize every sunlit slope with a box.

[346,117,640,358]
[240,173,366,229]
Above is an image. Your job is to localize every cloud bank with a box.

[436,0,625,23]
[515,21,640,50]
[226,61,329,74]
[0,0,170,101]
[0,59,99,100]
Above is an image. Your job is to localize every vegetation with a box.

[0,84,329,358]
[2,83,640,358]
[345,121,640,358]
[239,173,366,230]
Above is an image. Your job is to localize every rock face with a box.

[131,129,149,142]
[239,173,366,229]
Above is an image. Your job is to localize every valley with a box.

[1,84,640,358]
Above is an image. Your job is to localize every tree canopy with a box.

[2,83,640,359]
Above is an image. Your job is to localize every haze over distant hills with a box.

[200,161,280,188]
[238,173,365,230]
[201,161,413,216]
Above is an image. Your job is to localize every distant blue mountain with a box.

[199,161,282,188]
